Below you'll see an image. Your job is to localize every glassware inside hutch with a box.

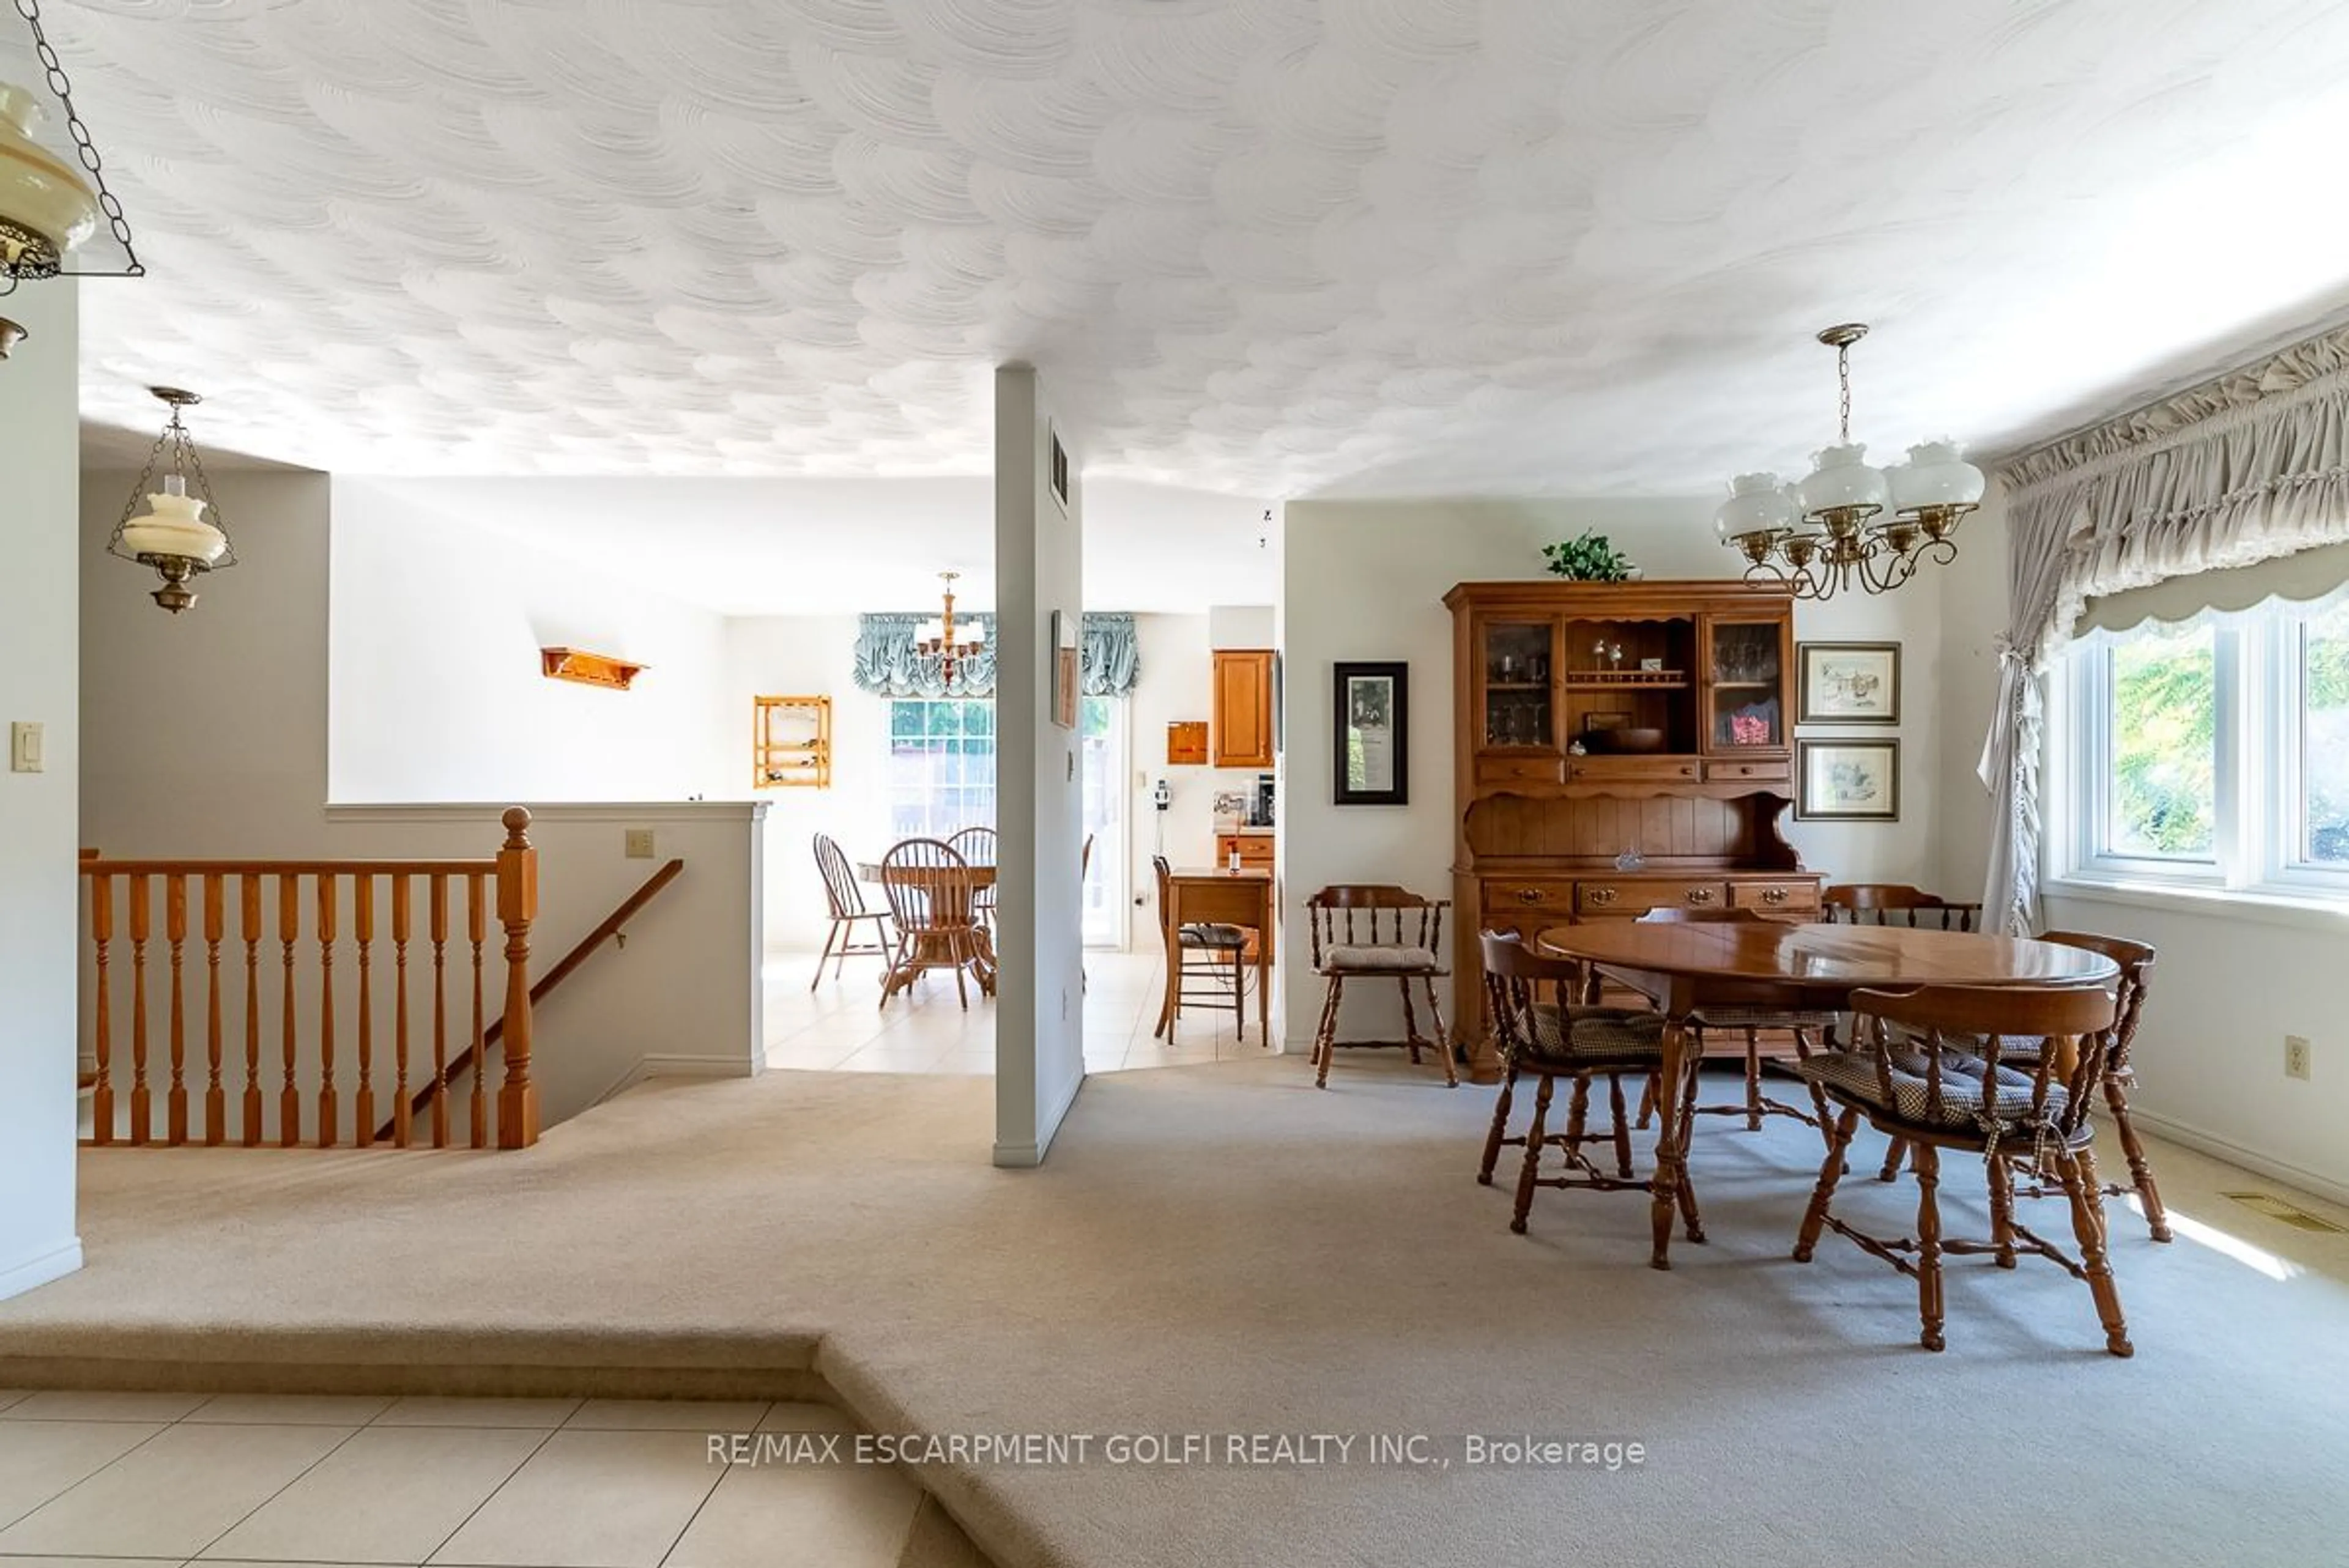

[1709,620,1784,748]
[1483,621,1551,749]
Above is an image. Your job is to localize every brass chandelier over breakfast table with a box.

[1715,324,1986,602]
[916,570,986,687]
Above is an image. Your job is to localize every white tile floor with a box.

[0,1392,919,1568]
[765,949,1281,1076]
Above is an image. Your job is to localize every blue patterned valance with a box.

[852,612,1139,699]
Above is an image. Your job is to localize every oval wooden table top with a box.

[1533,919,2118,992]
[856,860,996,887]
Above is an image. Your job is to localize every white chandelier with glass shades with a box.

[1715,324,1986,602]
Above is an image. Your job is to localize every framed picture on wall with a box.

[1334,661,1408,806]
[1798,642,1901,724]
[1796,738,1900,821]
[1051,609,1079,729]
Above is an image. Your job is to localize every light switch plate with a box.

[624,827,655,859]
[10,721,42,773]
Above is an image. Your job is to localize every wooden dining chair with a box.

[948,826,998,930]
[810,834,893,991]
[1822,883,1983,931]
[878,838,987,1010]
[1307,885,1453,1088]
[1480,932,1690,1238]
[1152,854,1250,1041]
[1635,908,1838,1149]
[1874,931,2167,1241]
[1792,982,2134,1356]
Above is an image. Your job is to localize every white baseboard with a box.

[2125,1105,2349,1208]
[995,1069,1088,1169]
[0,1239,84,1303]
[595,1053,754,1106]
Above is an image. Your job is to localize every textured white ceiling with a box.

[26,1,2349,495]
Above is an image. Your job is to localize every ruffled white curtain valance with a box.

[1981,322,2349,933]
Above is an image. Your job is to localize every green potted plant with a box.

[1541,531,1639,582]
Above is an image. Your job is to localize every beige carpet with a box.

[4,1056,2347,1567]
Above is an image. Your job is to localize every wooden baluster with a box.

[280,873,300,1147]
[496,808,540,1150]
[354,871,374,1149]
[129,872,151,1145]
[317,872,338,1147]
[467,871,487,1149]
[166,874,189,1145]
[203,874,225,1145]
[242,875,263,1145]
[392,875,413,1149]
[430,872,450,1148]
[91,872,114,1146]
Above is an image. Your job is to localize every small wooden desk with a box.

[1534,921,2118,1271]
[858,860,997,1000]
[1162,867,1274,1043]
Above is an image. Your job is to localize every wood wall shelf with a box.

[754,695,833,790]
[541,647,647,691]
[1561,670,1687,688]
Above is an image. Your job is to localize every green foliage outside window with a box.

[2108,626,2214,857]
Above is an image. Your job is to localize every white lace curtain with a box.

[1982,322,2349,933]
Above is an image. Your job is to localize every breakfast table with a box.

[1533,920,2118,1270]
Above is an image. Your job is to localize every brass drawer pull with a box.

[1516,889,1546,904]
[1762,886,1789,905]
[1587,887,1617,906]
[1685,887,1715,904]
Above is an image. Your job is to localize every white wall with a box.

[329,479,729,804]
[1935,489,2349,1200]
[0,283,83,1301]
[993,368,1086,1166]
[81,469,764,1129]
[1278,497,1948,1049]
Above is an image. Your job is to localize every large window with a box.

[2062,596,2349,896]
[885,695,1128,945]
[885,699,995,843]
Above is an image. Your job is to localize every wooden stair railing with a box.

[80,808,540,1151]
[377,856,684,1144]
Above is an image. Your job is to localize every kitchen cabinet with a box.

[1212,649,1275,767]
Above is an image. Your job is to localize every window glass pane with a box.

[2302,602,2349,864]
[2106,623,2216,859]
[885,698,996,843]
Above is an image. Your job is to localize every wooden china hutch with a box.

[1445,580,1824,1079]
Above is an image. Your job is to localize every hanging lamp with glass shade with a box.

[0,0,142,296]
[107,387,237,613]
[1715,324,1984,602]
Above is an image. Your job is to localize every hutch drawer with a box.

[1729,878,1818,915]
[1482,878,1578,915]
[1477,755,1565,787]
[1576,879,1729,914]
[1705,758,1792,783]
[1565,757,1701,784]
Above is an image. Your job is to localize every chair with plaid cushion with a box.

[1635,907,1839,1150]
[1479,932,1694,1240]
[1307,885,1453,1087]
[1792,982,2134,1357]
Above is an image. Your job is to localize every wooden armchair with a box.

[877,838,986,1010]
[1636,907,1838,1149]
[1792,982,2133,1356]
[1480,932,1679,1238]
[948,826,998,929]
[1305,885,1453,1088]
[1823,883,1983,931]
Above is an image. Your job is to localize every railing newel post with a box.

[495,808,540,1150]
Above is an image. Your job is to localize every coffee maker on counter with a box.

[1249,773,1276,827]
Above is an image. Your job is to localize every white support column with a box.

[0,281,84,1299]
[992,365,1086,1166]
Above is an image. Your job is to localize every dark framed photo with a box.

[1796,739,1900,821]
[1334,662,1407,806]
[1047,425,1070,513]
[1798,642,1901,725]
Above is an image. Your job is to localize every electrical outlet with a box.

[2286,1035,2312,1081]
[624,827,655,860]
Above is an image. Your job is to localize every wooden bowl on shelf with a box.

[1583,727,1666,755]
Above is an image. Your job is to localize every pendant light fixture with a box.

[0,0,142,295]
[107,387,236,613]
[915,571,986,686]
[1715,324,1984,602]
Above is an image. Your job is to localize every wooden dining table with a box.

[1533,920,2120,1271]
[858,859,997,1000]
[1162,866,1274,1044]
